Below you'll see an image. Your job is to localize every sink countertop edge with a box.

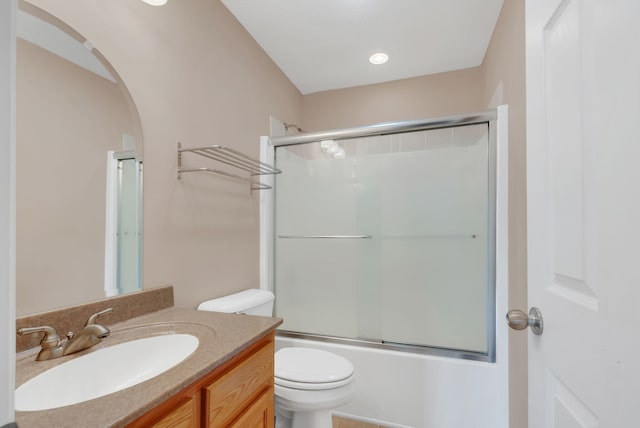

[15,307,283,427]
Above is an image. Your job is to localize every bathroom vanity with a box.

[128,331,275,427]
[15,305,281,427]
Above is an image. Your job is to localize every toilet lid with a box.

[275,348,354,385]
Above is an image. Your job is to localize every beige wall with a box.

[301,1,527,426]
[24,0,303,309]
[302,67,484,130]
[16,39,133,315]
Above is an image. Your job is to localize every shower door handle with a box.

[506,307,543,335]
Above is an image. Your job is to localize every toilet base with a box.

[275,405,332,428]
[274,381,354,428]
[273,348,355,428]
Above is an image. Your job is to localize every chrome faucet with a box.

[18,308,113,361]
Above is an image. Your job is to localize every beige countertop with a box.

[15,307,282,427]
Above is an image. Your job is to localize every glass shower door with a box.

[116,157,142,294]
[274,123,492,356]
[105,150,143,297]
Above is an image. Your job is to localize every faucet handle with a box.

[84,307,114,327]
[17,326,61,349]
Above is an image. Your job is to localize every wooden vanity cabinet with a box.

[127,332,275,428]
[150,395,200,428]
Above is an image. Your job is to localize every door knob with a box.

[506,307,543,335]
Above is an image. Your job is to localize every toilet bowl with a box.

[197,289,356,428]
[274,347,355,428]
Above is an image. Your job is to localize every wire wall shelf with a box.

[177,142,281,190]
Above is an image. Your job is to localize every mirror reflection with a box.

[16,4,143,316]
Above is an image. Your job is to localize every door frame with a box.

[0,0,16,423]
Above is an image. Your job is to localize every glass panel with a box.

[116,158,141,294]
[274,123,490,354]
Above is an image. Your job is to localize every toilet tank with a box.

[197,289,274,316]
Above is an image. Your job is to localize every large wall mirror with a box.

[16,1,144,316]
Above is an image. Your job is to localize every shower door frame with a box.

[104,150,143,297]
[262,108,501,363]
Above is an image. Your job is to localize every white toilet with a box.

[198,289,355,428]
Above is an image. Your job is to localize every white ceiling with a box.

[221,0,505,94]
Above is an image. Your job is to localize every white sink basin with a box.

[16,333,199,411]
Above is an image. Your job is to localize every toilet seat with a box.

[275,373,354,390]
[275,348,354,391]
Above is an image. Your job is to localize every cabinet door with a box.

[150,396,198,428]
[229,388,274,428]
[206,341,274,426]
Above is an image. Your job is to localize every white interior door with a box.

[525,0,640,426]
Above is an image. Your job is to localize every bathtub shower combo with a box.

[260,108,509,428]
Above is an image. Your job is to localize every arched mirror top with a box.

[17,0,143,154]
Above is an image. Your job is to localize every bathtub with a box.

[275,332,509,428]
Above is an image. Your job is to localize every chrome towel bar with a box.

[278,235,373,239]
[277,234,477,240]
[178,168,272,190]
[177,142,281,190]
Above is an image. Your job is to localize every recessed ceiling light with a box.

[369,52,389,65]
[141,0,168,5]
